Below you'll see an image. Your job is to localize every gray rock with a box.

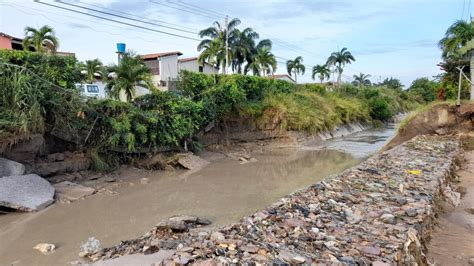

[0,174,55,211]
[344,208,362,224]
[405,208,418,217]
[380,213,396,224]
[210,231,225,242]
[0,157,25,176]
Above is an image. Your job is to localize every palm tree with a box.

[231,27,259,74]
[197,18,241,74]
[198,39,223,71]
[352,73,371,87]
[22,25,59,53]
[311,64,330,84]
[439,20,474,59]
[105,52,155,102]
[326,48,355,86]
[245,47,277,76]
[286,56,305,83]
[80,59,103,83]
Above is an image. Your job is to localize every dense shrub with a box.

[0,49,81,88]
[87,92,204,151]
[0,54,85,147]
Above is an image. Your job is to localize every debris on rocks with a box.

[0,174,55,211]
[176,153,209,170]
[33,243,56,255]
[89,135,461,265]
[79,237,101,259]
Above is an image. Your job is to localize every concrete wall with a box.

[0,36,12,49]
[179,60,218,74]
[159,55,179,82]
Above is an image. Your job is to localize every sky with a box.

[0,0,472,87]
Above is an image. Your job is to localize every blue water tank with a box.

[116,43,126,53]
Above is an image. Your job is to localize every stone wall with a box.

[91,135,461,265]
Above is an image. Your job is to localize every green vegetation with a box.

[326,48,356,86]
[312,64,330,84]
[197,18,276,76]
[352,73,372,87]
[105,52,156,102]
[0,50,84,147]
[286,56,305,83]
[22,25,59,53]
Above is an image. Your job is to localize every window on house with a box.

[199,66,204,73]
[86,85,99,93]
[75,84,85,92]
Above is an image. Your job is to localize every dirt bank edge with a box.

[88,135,461,265]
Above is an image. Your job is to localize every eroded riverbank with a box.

[0,125,396,265]
[89,135,462,265]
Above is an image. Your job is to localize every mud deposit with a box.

[0,126,394,265]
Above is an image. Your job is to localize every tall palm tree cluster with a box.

[198,18,277,76]
[310,47,356,86]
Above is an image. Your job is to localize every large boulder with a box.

[0,174,55,211]
[0,157,25,176]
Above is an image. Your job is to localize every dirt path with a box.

[427,150,474,265]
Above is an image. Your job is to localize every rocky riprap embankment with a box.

[89,135,461,265]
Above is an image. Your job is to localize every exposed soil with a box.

[427,150,474,265]
[384,103,474,151]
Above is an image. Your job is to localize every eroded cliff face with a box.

[384,103,474,151]
[199,115,371,147]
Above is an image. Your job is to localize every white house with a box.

[141,51,183,91]
[269,74,296,84]
[178,57,218,75]
[75,81,107,99]
[141,52,218,91]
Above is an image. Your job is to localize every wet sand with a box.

[427,150,474,265]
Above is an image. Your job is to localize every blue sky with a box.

[0,0,471,86]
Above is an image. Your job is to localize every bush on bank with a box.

[0,49,421,155]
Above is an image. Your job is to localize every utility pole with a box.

[224,15,229,75]
[471,16,474,100]
[456,66,465,106]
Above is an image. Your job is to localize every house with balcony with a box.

[141,51,218,91]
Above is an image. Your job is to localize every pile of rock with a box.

[90,135,461,265]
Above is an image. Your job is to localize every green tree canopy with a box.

[286,56,305,83]
[22,25,59,53]
[106,52,155,102]
[312,64,330,84]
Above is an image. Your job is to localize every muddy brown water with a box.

[0,126,396,266]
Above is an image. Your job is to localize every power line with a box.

[34,0,201,42]
[3,2,168,46]
[462,0,466,20]
[149,0,221,20]
[176,0,227,18]
[56,0,198,35]
[76,0,200,32]
[166,0,226,19]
